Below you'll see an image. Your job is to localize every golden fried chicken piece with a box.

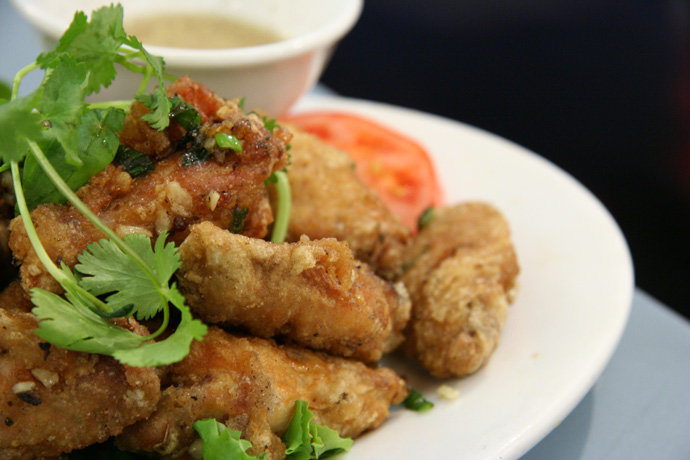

[119,76,256,160]
[177,222,410,363]
[0,280,33,313]
[9,77,290,295]
[275,126,411,280]
[399,202,519,378]
[116,327,408,460]
[0,308,160,459]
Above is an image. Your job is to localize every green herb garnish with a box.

[115,145,155,178]
[231,207,249,234]
[193,419,268,460]
[283,400,353,459]
[180,142,209,167]
[0,4,207,367]
[0,80,11,103]
[167,96,202,131]
[417,206,435,231]
[265,170,291,243]
[402,389,434,412]
[215,132,243,152]
[191,402,352,460]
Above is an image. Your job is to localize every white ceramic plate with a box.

[290,95,634,460]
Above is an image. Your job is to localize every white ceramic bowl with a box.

[10,0,362,116]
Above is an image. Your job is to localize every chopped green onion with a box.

[268,170,291,243]
[231,207,249,234]
[417,206,435,230]
[403,389,434,412]
[215,132,242,152]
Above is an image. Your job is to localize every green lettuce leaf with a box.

[193,418,267,460]
[283,401,353,459]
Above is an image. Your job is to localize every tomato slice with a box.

[282,111,444,231]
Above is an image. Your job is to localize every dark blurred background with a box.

[321,0,690,319]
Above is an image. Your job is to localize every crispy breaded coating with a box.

[276,126,411,280]
[0,280,33,314]
[400,202,519,378]
[0,308,160,459]
[9,77,290,295]
[177,222,410,363]
[116,327,408,460]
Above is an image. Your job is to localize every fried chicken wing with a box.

[275,126,411,280]
[9,77,290,295]
[399,202,519,378]
[116,327,408,460]
[177,222,410,363]
[0,308,160,459]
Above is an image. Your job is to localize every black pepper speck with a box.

[17,392,42,406]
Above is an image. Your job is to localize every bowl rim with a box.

[10,0,363,68]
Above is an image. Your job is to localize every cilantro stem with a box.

[141,301,170,342]
[270,171,291,243]
[114,49,176,82]
[114,54,151,77]
[10,160,113,313]
[11,161,69,284]
[11,62,38,101]
[137,65,153,95]
[89,100,133,111]
[25,139,161,289]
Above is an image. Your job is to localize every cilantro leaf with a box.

[0,80,10,101]
[31,286,143,356]
[40,55,89,165]
[283,401,353,460]
[31,278,207,367]
[22,107,124,209]
[193,418,267,460]
[76,233,180,320]
[0,91,44,163]
[127,36,171,130]
[18,55,123,209]
[37,6,127,93]
[31,246,206,368]
[168,96,201,131]
[113,297,207,367]
[5,3,206,369]
[135,92,172,131]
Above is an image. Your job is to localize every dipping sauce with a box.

[125,14,284,49]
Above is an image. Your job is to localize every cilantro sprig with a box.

[0,4,207,367]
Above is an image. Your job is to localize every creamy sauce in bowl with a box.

[126,14,284,49]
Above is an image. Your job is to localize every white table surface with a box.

[2,2,689,458]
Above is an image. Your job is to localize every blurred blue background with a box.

[321,0,690,319]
